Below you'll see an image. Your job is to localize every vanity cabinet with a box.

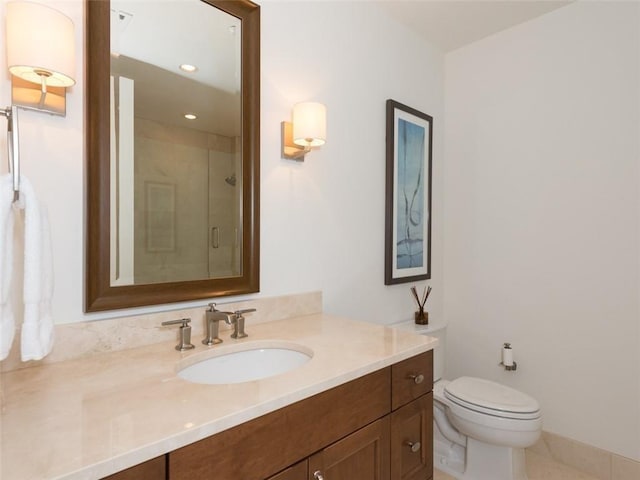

[103,351,433,480]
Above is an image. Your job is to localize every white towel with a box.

[0,174,16,360]
[17,176,54,361]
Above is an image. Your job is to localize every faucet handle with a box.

[162,318,190,327]
[230,309,256,339]
[161,318,195,351]
[208,302,217,311]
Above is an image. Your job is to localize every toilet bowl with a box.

[392,320,542,480]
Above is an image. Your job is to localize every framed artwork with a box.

[145,181,176,252]
[385,99,433,285]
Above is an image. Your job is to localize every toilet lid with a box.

[444,377,540,419]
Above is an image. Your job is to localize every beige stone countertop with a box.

[0,314,437,480]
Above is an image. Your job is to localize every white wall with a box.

[444,1,640,461]
[260,0,444,324]
[0,0,444,327]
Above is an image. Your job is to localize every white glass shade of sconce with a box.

[292,102,326,147]
[6,1,75,117]
[281,101,327,161]
[6,1,75,87]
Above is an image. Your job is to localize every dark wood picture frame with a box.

[385,99,433,285]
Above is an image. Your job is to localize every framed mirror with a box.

[86,0,260,312]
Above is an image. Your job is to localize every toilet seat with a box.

[444,377,541,420]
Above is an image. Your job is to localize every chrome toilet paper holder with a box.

[499,342,518,371]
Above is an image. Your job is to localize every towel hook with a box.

[1,105,20,202]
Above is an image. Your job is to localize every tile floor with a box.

[434,450,600,480]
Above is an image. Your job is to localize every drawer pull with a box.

[405,440,422,453]
[408,373,424,384]
[313,470,325,480]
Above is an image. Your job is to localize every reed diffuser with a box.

[411,285,431,325]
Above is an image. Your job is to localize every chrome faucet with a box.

[203,303,234,346]
[230,309,256,339]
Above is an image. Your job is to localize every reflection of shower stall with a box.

[130,131,242,284]
[208,142,242,279]
[111,75,242,285]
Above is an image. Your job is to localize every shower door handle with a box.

[211,227,219,249]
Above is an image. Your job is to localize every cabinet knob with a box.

[405,440,421,453]
[408,373,424,384]
[313,470,325,480]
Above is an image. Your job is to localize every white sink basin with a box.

[177,342,313,385]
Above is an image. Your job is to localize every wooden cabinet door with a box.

[390,394,433,480]
[267,460,308,480]
[308,417,390,480]
[102,455,166,480]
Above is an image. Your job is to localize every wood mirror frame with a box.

[85,0,260,312]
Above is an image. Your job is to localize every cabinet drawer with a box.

[102,455,165,480]
[390,393,433,480]
[391,351,433,411]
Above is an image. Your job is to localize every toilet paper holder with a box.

[499,342,518,371]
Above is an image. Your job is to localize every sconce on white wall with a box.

[6,1,76,116]
[281,102,326,161]
[1,1,76,201]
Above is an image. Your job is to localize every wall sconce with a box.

[1,1,76,201]
[6,1,76,116]
[281,102,326,161]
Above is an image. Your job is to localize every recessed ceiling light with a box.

[184,113,197,120]
[179,64,198,73]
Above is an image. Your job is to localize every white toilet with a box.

[393,320,542,480]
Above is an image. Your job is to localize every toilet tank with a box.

[391,320,447,382]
